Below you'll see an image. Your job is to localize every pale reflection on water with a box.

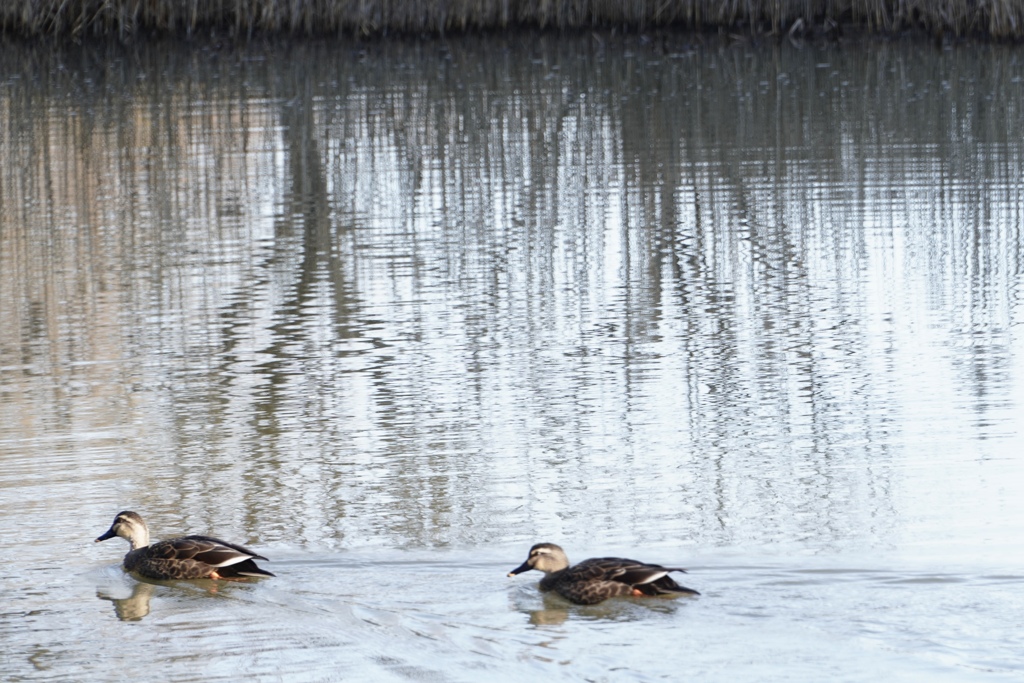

[1,34,1023,681]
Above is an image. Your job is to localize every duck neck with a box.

[127,528,150,550]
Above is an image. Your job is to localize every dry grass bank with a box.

[2,0,1022,39]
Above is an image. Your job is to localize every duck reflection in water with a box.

[96,581,156,621]
[509,543,699,605]
[96,573,249,621]
[522,592,686,626]
[95,511,275,581]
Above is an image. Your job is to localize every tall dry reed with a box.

[2,0,1022,38]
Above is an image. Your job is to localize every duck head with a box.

[95,511,150,550]
[508,543,570,576]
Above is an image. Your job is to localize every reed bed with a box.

[2,0,1023,39]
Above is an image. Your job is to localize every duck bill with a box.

[507,560,532,577]
[95,528,116,542]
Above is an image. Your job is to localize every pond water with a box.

[2,32,1023,681]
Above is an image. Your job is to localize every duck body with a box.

[509,542,698,605]
[96,511,274,581]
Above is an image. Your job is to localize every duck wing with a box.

[152,536,268,567]
[643,573,700,596]
[572,557,684,586]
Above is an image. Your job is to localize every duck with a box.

[95,511,275,580]
[508,542,698,605]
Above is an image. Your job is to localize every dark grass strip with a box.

[2,0,1022,39]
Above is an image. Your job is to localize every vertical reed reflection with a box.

[1,35,1021,549]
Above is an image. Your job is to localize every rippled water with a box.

[2,33,1023,681]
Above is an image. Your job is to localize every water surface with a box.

[1,33,1023,681]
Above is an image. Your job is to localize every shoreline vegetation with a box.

[2,1,1023,41]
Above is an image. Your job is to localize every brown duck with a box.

[95,511,275,580]
[508,542,699,605]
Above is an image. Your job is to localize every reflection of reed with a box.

[5,1,1024,39]
[2,35,1022,548]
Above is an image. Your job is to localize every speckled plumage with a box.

[96,511,274,581]
[508,542,699,605]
